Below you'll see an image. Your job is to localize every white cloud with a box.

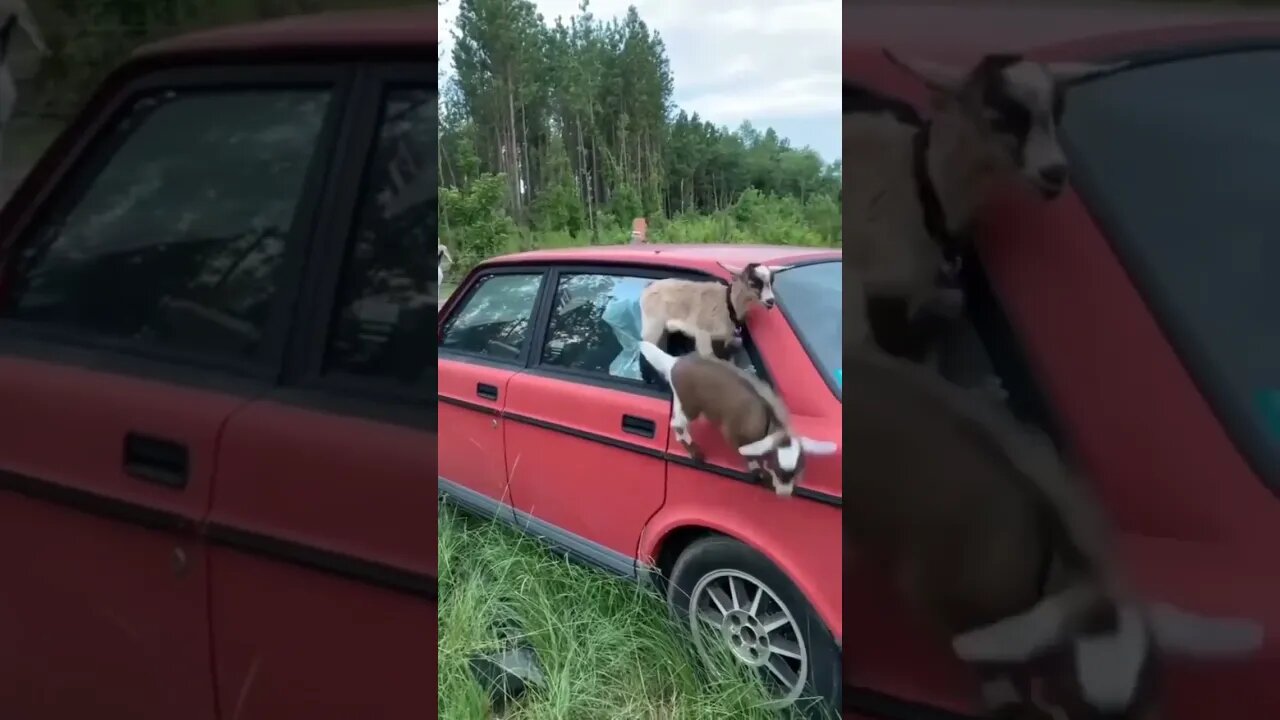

[438,0,840,160]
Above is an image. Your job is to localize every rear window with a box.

[1063,49,1280,486]
[773,260,841,397]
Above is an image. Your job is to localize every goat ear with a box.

[798,437,838,456]
[739,433,782,457]
[1044,60,1127,84]
[717,261,745,277]
[883,49,966,94]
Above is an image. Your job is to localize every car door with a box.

[0,64,339,718]
[502,267,671,573]
[438,267,547,509]
[197,66,435,718]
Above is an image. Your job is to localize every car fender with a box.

[639,484,842,646]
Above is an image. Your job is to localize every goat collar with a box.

[912,122,967,277]
[725,284,742,329]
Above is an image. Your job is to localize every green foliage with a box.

[440,173,521,276]
[441,0,841,270]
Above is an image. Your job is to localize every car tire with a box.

[667,535,841,718]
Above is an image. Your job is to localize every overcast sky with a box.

[438,0,841,163]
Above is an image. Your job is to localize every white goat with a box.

[638,340,835,496]
[845,51,1124,364]
[640,262,778,361]
[437,243,452,286]
[839,343,1263,719]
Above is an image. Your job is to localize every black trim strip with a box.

[438,393,498,415]
[0,470,435,601]
[438,393,844,507]
[0,470,194,533]
[845,685,978,720]
[504,410,667,460]
[206,523,435,600]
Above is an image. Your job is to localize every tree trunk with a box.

[506,69,523,219]
[520,98,532,217]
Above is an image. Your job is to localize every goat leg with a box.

[680,438,705,463]
[692,331,720,359]
[746,459,769,485]
[671,394,704,462]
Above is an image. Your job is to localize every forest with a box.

[439,0,842,276]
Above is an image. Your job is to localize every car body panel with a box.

[844,13,1280,718]
[504,372,671,562]
[207,399,432,719]
[0,356,231,719]
[437,357,519,504]
[639,469,843,645]
[133,8,435,59]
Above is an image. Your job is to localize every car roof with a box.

[133,8,436,60]
[844,1,1280,63]
[480,243,841,276]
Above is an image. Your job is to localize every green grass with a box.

[438,504,787,720]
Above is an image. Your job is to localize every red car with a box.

[843,7,1280,719]
[0,10,435,720]
[437,244,844,711]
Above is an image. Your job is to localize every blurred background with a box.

[0,0,417,202]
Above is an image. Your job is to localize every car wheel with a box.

[667,535,841,717]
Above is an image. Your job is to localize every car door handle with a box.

[123,433,190,489]
[621,414,656,439]
[476,383,499,401]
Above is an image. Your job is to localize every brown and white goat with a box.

[638,340,836,496]
[840,344,1263,719]
[640,262,778,361]
[845,51,1124,363]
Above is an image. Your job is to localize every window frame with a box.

[0,63,357,384]
[440,260,777,400]
[284,62,438,410]
[436,265,550,370]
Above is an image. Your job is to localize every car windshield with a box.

[772,260,841,397]
[1063,49,1280,485]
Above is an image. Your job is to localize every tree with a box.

[439,0,841,247]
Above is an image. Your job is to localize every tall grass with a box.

[438,505,789,720]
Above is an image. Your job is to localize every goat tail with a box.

[638,341,677,381]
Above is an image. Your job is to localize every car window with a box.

[541,271,760,387]
[1,88,331,361]
[326,86,434,385]
[773,260,841,395]
[440,272,543,362]
[1063,50,1280,484]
